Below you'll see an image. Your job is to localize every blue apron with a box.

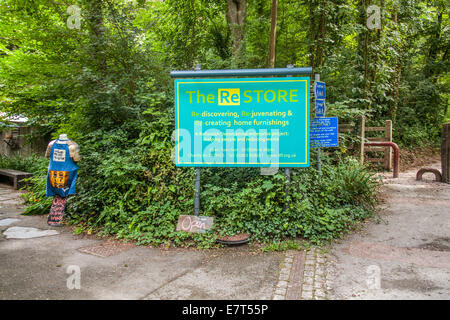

[46,139,79,198]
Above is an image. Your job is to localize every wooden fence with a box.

[364,119,393,170]
[0,126,48,158]
[338,116,393,170]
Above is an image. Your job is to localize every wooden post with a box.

[358,115,366,166]
[442,123,450,183]
[384,120,392,170]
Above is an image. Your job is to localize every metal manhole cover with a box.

[78,241,135,257]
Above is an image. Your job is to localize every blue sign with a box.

[175,77,310,167]
[310,117,338,148]
[315,81,326,100]
[315,99,326,117]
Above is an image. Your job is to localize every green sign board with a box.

[175,77,310,167]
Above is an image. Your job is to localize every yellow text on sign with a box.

[218,89,240,105]
[184,89,299,104]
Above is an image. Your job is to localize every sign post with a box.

[284,64,294,211]
[193,64,201,216]
[311,78,339,168]
[314,74,324,172]
[171,67,312,227]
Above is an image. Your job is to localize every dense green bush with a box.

[13,148,379,247]
[74,151,380,246]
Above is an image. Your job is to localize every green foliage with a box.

[21,175,52,216]
[1,0,444,248]
[27,149,376,246]
[396,124,440,149]
[0,155,47,175]
[445,107,450,124]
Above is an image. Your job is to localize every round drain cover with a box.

[216,233,251,245]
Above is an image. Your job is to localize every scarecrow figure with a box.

[45,134,80,226]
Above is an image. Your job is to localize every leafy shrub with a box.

[8,98,381,247]
[23,141,379,247]
[0,155,47,175]
[21,174,52,216]
[396,124,441,149]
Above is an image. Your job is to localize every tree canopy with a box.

[0,0,447,141]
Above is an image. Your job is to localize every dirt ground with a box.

[366,145,441,173]
[399,146,441,172]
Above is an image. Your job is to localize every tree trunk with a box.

[357,0,369,103]
[316,0,326,67]
[268,0,278,68]
[226,0,246,64]
[392,66,402,124]
[390,4,401,124]
[425,8,443,79]
[86,0,106,73]
[309,0,315,69]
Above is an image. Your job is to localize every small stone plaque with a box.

[176,215,213,233]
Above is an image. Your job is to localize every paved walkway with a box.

[0,161,449,300]
[0,183,284,300]
[329,162,449,299]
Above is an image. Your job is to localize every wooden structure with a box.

[364,119,393,170]
[442,124,450,183]
[1,125,48,157]
[365,141,399,178]
[339,116,393,169]
[0,168,33,190]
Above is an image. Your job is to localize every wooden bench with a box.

[0,168,33,190]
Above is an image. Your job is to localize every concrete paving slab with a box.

[3,226,59,239]
[0,218,20,227]
[142,247,281,300]
[0,179,284,300]
[0,208,25,216]
[0,228,282,299]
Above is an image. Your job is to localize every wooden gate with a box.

[338,116,393,170]
[364,120,393,170]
